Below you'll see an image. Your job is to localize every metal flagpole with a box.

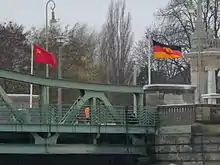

[29,44,34,108]
[148,33,152,84]
[133,65,137,115]
[57,46,63,120]
[45,0,56,106]
[197,0,202,104]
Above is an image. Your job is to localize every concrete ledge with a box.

[143,84,196,92]
[202,93,220,98]
[159,125,191,134]
[192,124,220,134]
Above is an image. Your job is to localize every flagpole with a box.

[29,44,34,108]
[133,64,137,115]
[148,34,152,84]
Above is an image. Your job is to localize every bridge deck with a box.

[0,124,155,134]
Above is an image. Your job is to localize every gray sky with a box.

[0,0,169,41]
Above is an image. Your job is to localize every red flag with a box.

[33,44,56,68]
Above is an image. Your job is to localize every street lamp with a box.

[45,0,57,106]
[45,0,56,77]
[57,37,67,121]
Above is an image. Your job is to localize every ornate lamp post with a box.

[45,0,57,105]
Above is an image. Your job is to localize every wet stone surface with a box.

[155,124,220,165]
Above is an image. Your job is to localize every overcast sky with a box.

[0,0,169,41]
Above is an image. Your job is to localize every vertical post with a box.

[44,0,56,138]
[45,14,49,77]
[137,93,144,124]
[137,93,144,108]
[30,44,34,108]
[207,68,217,104]
[133,65,137,115]
[148,33,152,85]
[92,97,96,121]
[197,0,202,103]
[40,85,48,124]
[45,1,50,106]
[92,97,97,144]
[57,46,62,121]
[45,0,56,106]
[197,40,201,103]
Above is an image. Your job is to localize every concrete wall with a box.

[156,124,220,165]
[144,84,196,106]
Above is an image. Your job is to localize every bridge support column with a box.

[89,96,97,125]
[137,93,144,107]
[135,157,149,165]
[131,135,146,155]
[92,134,101,144]
[91,96,100,144]
[137,93,144,122]
[207,67,217,104]
[92,97,96,121]
[32,133,59,144]
[40,85,49,124]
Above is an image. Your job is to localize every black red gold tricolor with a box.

[153,40,182,58]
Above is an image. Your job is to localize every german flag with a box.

[153,40,182,58]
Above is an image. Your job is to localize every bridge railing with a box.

[157,104,196,125]
[5,103,220,126]
[0,105,159,127]
[157,104,220,125]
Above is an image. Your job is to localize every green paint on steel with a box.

[0,124,155,134]
[59,92,92,124]
[59,91,122,124]
[0,86,25,123]
[0,70,160,136]
[0,69,143,93]
[0,104,158,127]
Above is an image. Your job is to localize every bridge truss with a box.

[0,69,158,161]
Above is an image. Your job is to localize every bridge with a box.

[0,69,158,164]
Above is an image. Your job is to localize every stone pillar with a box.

[191,64,207,104]
[207,68,216,93]
[206,67,217,104]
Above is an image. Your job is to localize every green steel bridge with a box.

[0,69,158,165]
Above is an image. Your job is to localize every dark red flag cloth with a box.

[33,44,56,68]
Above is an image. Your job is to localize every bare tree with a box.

[98,0,134,85]
[0,21,30,93]
[30,22,100,104]
[135,0,220,84]
[134,27,190,84]
[153,0,220,83]
[30,22,99,82]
